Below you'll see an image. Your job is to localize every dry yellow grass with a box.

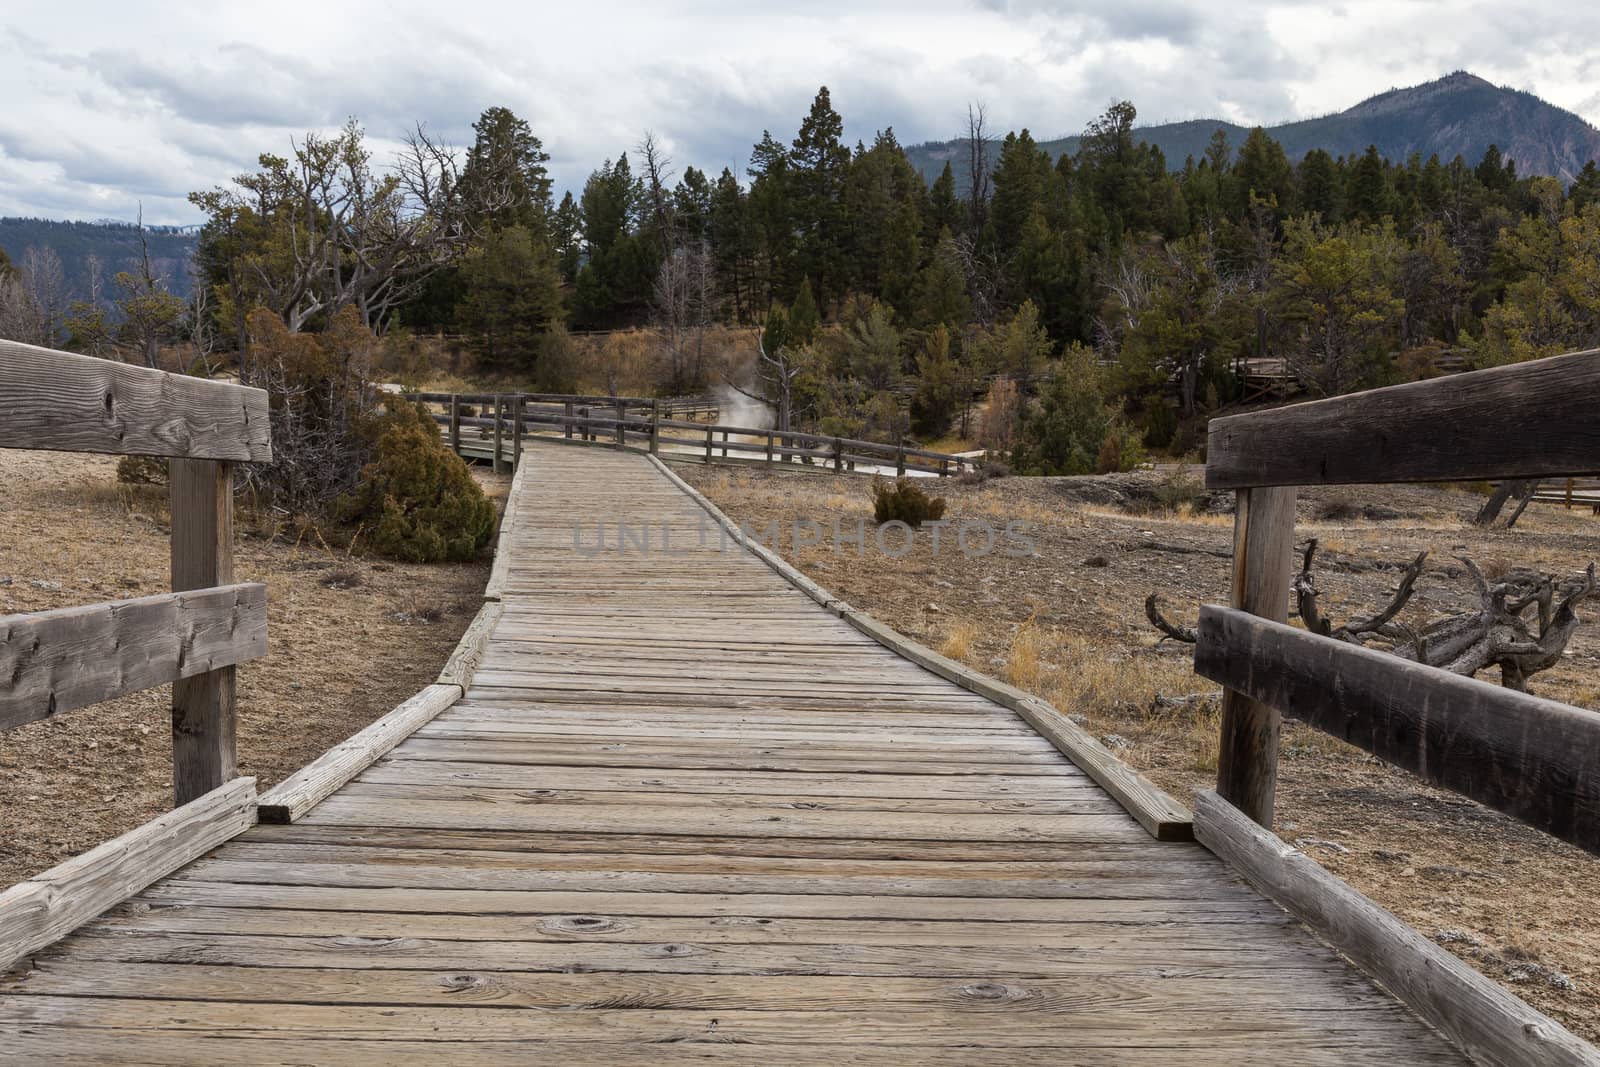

[1004,621,1045,688]
[938,619,980,660]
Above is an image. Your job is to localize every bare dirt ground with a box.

[0,450,501,887]
[683,460,1600,1042]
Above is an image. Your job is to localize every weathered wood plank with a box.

[0,1032,1470,1067]
[0,339,271,461]
[0,584,266,731]
[436,601,501,689]
[257,685,460,824]
[0,778,256,971]
[1215,485,1297,825]
[644,452,1193,842]
[1205,346,1600,488]
[1195,605,1600,854]
[1195,790,1599,1067]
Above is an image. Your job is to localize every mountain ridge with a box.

[904,71,1600,188]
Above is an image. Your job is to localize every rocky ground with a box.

[682,460,1600,1042]
[0,450,502,887]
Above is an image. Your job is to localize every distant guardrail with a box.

[404,391,975,477]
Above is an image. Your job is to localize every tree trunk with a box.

[1474,479,1539,527]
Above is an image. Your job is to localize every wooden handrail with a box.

[0,584,268,731]
[1201,345,1600,851]
[412,391,974,474]
[1,339,271,462]
[1197,606,1600,855]
[0,343,270,810]
[1206,347,1600,489]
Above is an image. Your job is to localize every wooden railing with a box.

[1198,346,1600,854]
[0,339,272,808]
[405,391,976,477]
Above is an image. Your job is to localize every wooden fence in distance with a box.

[405,391,976,478]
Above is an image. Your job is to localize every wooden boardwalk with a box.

[0,444,1467,1064]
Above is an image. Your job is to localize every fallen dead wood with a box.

[1147,539,1599,693]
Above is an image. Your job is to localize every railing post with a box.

[941,457,949,477]
[169,458,237,807]
[721,429,728,459]
[766,431,774,467]
[615,399,625,449]
[512,394,523,469]
[833,437,843,473]
[650,399,661,456]
[897,440,906,477]
[565,400,574,440]
[1215,485,1298,826]
[704,425,713,463]
[449,395,461,455]
[492,393,504,473]
[1567,477,1574,509]
[581,406,591,442]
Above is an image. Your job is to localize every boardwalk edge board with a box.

[438,602,503,690]
[482,457,532,602]
[1194,790,1600,1067]
[0,778,256,971]
[258,685,464,824]
[645,453,1194,842]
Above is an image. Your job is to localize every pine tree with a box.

[1297,149,1343,223]
[460,107,554,238]
[789,87,852,309]
[1348,145,1392,221]
[458,225,564,372]
[552,192,583,284]
[925,161,962,240]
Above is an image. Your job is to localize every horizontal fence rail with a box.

[0,338,271,463]
[1196,606,1600,855]
[0,584,268,732]
[405,390,976,477]
[1206,347,1600,489]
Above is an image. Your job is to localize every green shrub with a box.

[339,400,497,563]
[873,479,948,526]
[1141,401,1177,450]
[116,455,168,486]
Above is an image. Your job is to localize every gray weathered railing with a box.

[1199,346,1600,854]
[0,339,272,807]
[405,391,976,477]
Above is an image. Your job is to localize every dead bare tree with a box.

[1473,480,1540,528]
[653,245,713,393]
[191,120,478,335]
[1147,539,1599,692]
[724,327,809,436]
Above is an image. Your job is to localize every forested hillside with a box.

[906,72,1600,191]
[0,218,196,300]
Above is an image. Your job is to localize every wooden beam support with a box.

[1206,346,1600,489]
[0,340,271,462]
[1195,791,1599,1067]
[1214,485,1296,827]
[257,685,459,823]
[0,778,256,971]
[1,584,267,731]
[492,393,504,473]
[169,458,239,808]
[1196,605,1600,855]
[448,394,461,454]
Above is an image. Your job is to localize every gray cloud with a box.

[1,0,1596,224]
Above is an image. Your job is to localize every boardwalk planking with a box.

[0,443,1468,1064]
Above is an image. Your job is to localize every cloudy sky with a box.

[4,0,1599,225]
